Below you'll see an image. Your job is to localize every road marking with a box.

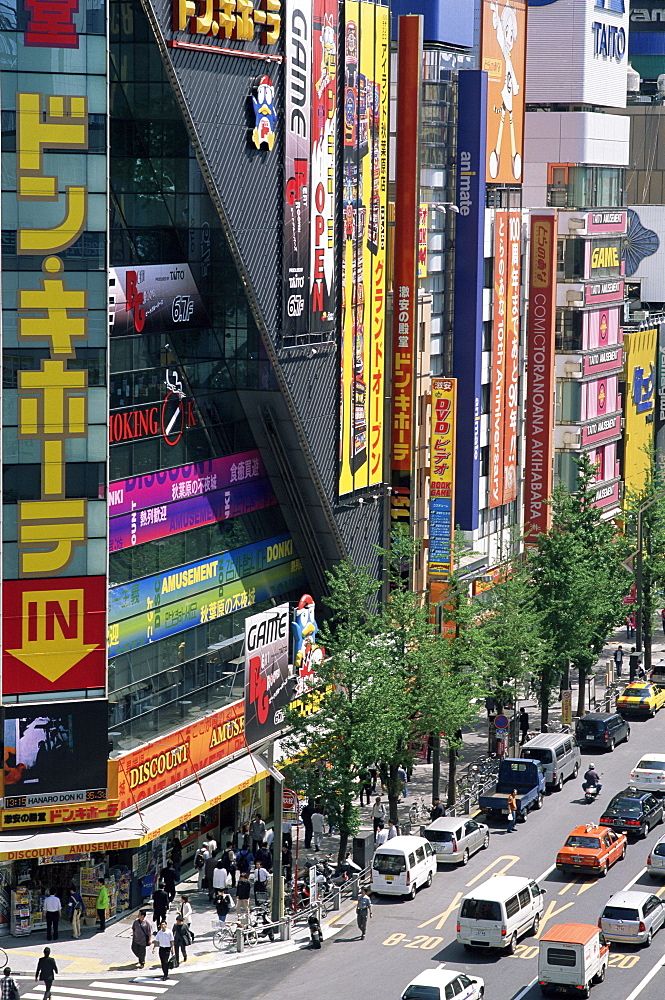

[536,863,556,883]
[465,855,519,887]
[28,989,170,1000]
[91,989,170,995]
[623,866,648,891]
[417,892,463,930]
[537,899,575,938]
[558,880,577,895]
[623,951,665,1000]
[512,978,537,1000]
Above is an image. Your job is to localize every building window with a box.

[556,309,583,352]
[547,166,625,209]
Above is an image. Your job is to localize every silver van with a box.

[520,732,581,791]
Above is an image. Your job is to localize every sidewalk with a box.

[1,622,661,978]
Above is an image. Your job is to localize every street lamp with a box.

[431,202,460,215]
[636,496,659,655]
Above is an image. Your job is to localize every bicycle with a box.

[409,795,429,825]
[0,948,7,970]
[211,919,237,950]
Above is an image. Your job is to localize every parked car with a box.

[646,831,665,878]
[478,758,546,821]
[629,753,665,795]
[401,968,484,1000]
[520,732,581,792]
[599,787,664,839]
[555,823,626,877]
[574,712,630,752]
[599,890,665,946]
[538,923,608,997]
[617,682,665,719]
[371,835,437,898]
[423,817,490,866]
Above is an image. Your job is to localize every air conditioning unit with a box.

[563,432,579,447]
[566,289,584,303]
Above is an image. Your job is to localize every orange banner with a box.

[117,700,245,812]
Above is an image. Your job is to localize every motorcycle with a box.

[583,782,601,804]
[308,911,323,949]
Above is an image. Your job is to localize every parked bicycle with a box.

[409,794,429,825]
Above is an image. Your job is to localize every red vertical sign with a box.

[490,211,508,508]
[390,15,422,524]
[503,211,521,502]
[524,214,557,540]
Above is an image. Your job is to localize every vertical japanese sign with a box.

[339,0,388,496]
[490,211,508,508]
[524,214,557,542]
[480,0,526,185]
[2,3,108,698]
[284,0,312,334]
[503,211,521,503]
[429,379,457,579]
[310,0,338,336]
[388,13,422,523]
[418,204,428,279]
[244,603,291,746]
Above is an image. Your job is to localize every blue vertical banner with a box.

[453,71,487,531]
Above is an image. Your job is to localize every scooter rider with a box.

[582,764,602,793]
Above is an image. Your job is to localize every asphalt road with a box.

[67,710,665,1000]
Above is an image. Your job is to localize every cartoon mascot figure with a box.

[488,1,521,181]
[251,75,277,151]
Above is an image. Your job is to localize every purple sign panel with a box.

[585,279,624,306]
[585,211,627,236]
[581,413,621,447]
[594,481,620,509]
[109,452,265,517]
[109,264,208,337]
[583,345,623,378]
[109,480,278,551]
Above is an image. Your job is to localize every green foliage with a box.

[624,447,665,667]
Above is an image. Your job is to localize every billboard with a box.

[1,6,108,700]
[339,0,389,495]
[429,379,457,579]
[524,214,557,540]
[116,700,245,812]
[3,702,109,809]
[109,264,208,337]
[503,211,522,502]
[244,603,291,746]
[623,328,657,497]
[389,13,422,525]
[490,212,508,508]
[481,0,527,184]
[452,71,487,531]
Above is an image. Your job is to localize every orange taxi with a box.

[556,823,627,877]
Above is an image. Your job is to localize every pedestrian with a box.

[519,707,529,745]
[426,736,435,764]
[485,694,496,716]
[506,789,518,833]
[265,826,275,851]
[215,889,232,922]
[96,878,109,932]
[237,822,250,850]
[194,844,210,891]
[358,768,372,806]
[1,968,19,1000]
[203,834,217,858]
[429,798,444,822]
[220,842,237,888]
[375,822,388,847]
[235,872,251,925]
[368,762,378,792]
[301,800,314,849]
[253,860,270,904]
[626,613,636,639]
[387,820,398,839]
[281,842,292,883]
[68,884,84,940]
[152,883,169,927]
[130,909,152,969]
[170,838,182,878]
[212,861,228,895]
[204,853,217,900]
[236,844,254,876]
[160,861,177,903]
[356,888,372,940]
[311,806,326,851]
[152,920,174,980]
[661,609,665,636]
[629,647,641,683]
[249,813,266,854]
[282,816,293,848]
[614,645,624,679]
[255,842,272,870]
[371,796,386,837]
[397,765,408,800]
[35,947,58,1000]
[43,889,61,941]
[179,895,192,931]
[171,914,192,966]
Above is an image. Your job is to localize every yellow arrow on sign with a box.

[8,588,98,682]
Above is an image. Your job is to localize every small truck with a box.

[538,922,609,997]
[479,758,546,821]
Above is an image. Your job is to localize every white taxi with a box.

[629,753,665,795]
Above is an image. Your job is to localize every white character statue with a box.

[489,1,521,181]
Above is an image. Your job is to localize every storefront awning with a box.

[0,752,268,862]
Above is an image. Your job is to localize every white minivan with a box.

[457,874,547,953]
[371,835,437,898]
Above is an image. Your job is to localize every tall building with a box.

[0,0,390,925]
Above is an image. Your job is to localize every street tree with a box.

[624,448,665,672]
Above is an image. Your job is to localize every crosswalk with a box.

[24,980,179,1000]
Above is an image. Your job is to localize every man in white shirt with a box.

[43,891,62,941]
[203,836,217,857]
[387,821,398,839]
[265,827,275,850]
[152,921,174,980]
[253,861,270,904]
[375,822,388,847]
[371,797,386,837]
[211,862,227,892]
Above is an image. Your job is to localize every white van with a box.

[521,732,581,791]
[371,835,437,898]
[538,923,609,997]
[457,874,547,953]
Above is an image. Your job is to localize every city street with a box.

[132,707,665,1000]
